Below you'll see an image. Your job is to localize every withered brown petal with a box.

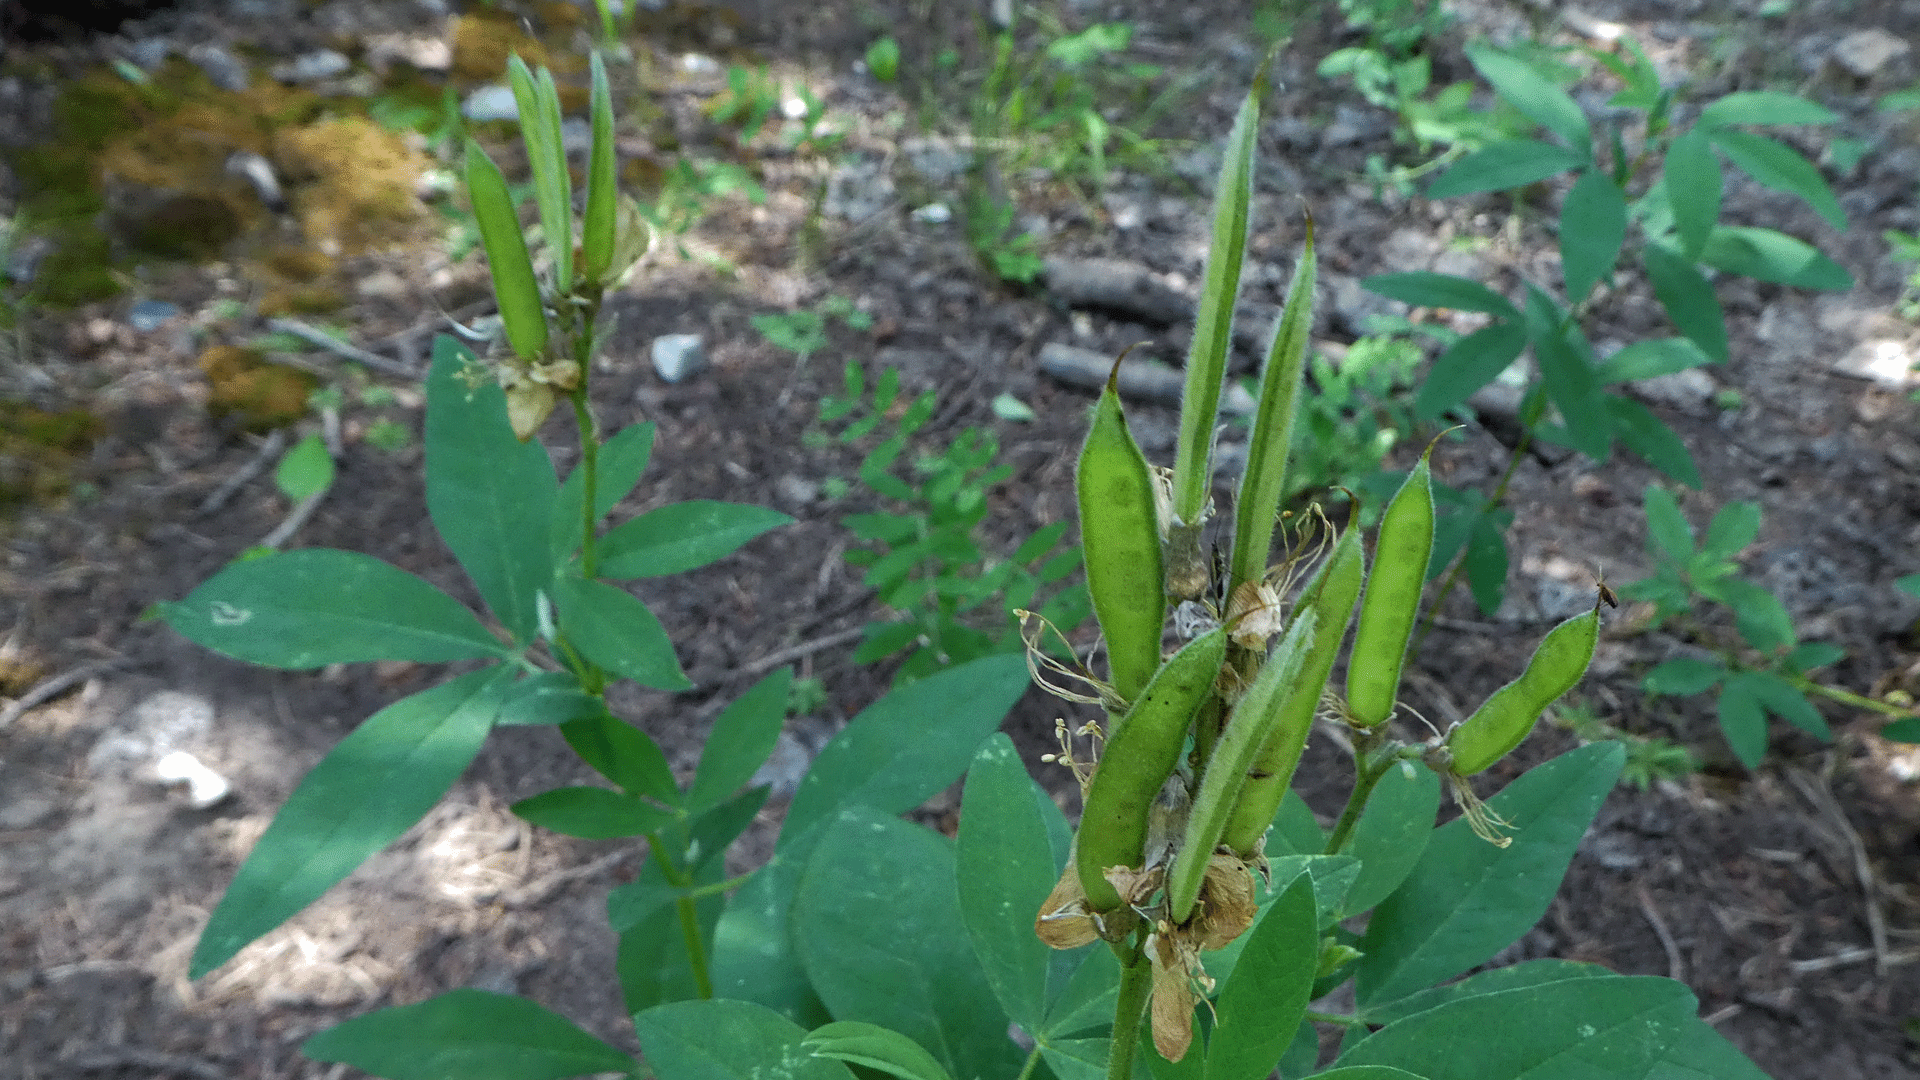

[1035,864,1099,949]
[1194,852,1259,951]
[1149,933,1197,1062]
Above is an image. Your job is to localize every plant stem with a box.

[1788,672,1918,719]
[1014,1044,1044,1080]
[683,870,760,900]
[650,840,716,999]
[573,388,601,578]
[1324,747,1404,855]
[1304,1009,1362,1026]
[1413,425,1532,652]
[1106,935,1151,1080]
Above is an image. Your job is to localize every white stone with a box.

[462,85,519,122]
[1833,29,1911,78]
[155,751,231,809]
[651,333,708,383]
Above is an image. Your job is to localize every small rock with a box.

[127,299,179,332]
[0,796,54,831]
[1104,193,1146,230]
[462,84,519,122]
[1832,338,1918,387]
[903,138,969,183]
[88,691,215,777]
[650,333,707,383]
[354,269,408,300]
[750,731,813,798]
[560,117,593,154]
[774,475,819,506]
[188,44,249,92]
[824,158,894,222]
[910,202,951,224]
[272,48,351,84]
[364,34,453,74]
[1832,28,1912,79]
[1320,103,1392,149]
[680,53,721,75]
[126,37,172,72]
[1631,368,1717,413]
[155,750,231,809]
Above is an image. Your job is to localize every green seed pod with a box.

[1345,453,1434,727]
[1446,608,1599,775]
[463,140,548,363]
[1167,610,1314,922]
[1076,628,1226,914]
[1222,526,1364,858]
[1078,368,1167,702]
[581,51,618,287]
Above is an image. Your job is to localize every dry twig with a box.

[0,657,136,731]
[197,429,287,516]
[266,316,420,380]
[1636,884,1685,983]
[1785,764,1891,975]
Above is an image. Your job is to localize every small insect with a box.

[1594,566,1619,609]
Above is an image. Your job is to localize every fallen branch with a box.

[266,317,420,380]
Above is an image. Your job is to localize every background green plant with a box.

[1621,487,1913,767]
[1359,37,1854,618]
[812,361,1087,681]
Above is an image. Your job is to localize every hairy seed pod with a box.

[1222,527,1364,857]
[1345,453,1434,727]
[464,140,547,364]
[1446,608,1599,775]
[1076,628,1226,914]
[1078,368,1167,702]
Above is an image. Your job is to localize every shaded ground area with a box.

[5,1,1920,1077]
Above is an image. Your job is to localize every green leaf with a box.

[1715,676,1769,767]
[1427,140,1586,198]
[1299,1069,1425,1080]
[1900,574,1920,599]
[1707,129,1847,230]
[709,656,1030,1023]
[781,654,1030,844]
[191,667,511,978]
[1361,958,1612,1025]
[302,989,635,1080]
[1597,338,1713,384]
[1340,761,1440,917]
[1044,1040,1127,1080]
[1412,322,1526,421]
[1663,131,1721,258]
[512,785,674,839]
[561,710,679,803]
[1204,856,1360,988]
[1462,507,1512,615]
[552,420,655,559]
[551,575,690,690]
[957,735,1054,1035]
[1525,287,1610,461]
[1206,875,1316,1080]
[1641,486,1695,561]
[794,808,1021,1080]
[1641,244,1729,362]
[634,1000,855,1080]
[1363,273,1519,318]
[1708,578,1797,652]
[1701,501,1761,560]
[1643,657,1728,696]
[1559,170,1627,301]
[804,1022,954,1080]
[1606,395,1701,488]
[495,671,601,726]
[160,549,505,669]
[1354,743,1625,1006]
[598,501,794,578]
[1697,91,1838,129]
[1466,42,1591,152]
[1042,945,1121,1039]
[1339,974,1698,1078]
[1785,642,1845,673]
[687,784,772,870]
[276,433,335,501]
[1699,227,1853,290]
[426,337,557,643]
[688,668,793,813]
[1741,671,1831,740]
[1883,717,1920,743]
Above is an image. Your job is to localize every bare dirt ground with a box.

[6,1,1920,1078]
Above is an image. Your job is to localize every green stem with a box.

[1107,935,1151,1080]
[1785,672,1917,719]
[1324,746,1405,855]
[1412,425,1532,654]
[649,839,715,999]
[1304,1009,1362,1026]
[683,870,760,901]
[1014,1044,1044,1080]
[573,385,601,578]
